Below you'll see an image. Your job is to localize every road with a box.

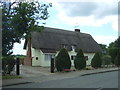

[3,71,119,88]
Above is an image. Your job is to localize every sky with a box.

[12,0,120,55]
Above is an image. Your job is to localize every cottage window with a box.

[36,57,38,60]
[45,54,55,61]
[61,44,67,49]
[71,55,76,60]
[85,56,88,61]
[71,45,76,51]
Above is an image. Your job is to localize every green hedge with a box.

[55,48,71,72]
[74,49,86,70]
[2,56,15,75]
[91,52,102,68]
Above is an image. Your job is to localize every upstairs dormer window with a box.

[71,45,76,52]
[62,44,68,49]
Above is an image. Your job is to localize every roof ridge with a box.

[44,27,90,36]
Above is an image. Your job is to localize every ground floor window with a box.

[71,55,76,60]
[45,54,55,61]
[85,56,88,61]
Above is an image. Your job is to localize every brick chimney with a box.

[75,29,80,32]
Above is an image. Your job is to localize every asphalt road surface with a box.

[3,71,119,88]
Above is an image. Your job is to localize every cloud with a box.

[53,1,119,31]
[60,2,98,17]
[93,35,117,46]
[59,1,118,18]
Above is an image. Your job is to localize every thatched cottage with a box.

[23,27,102,67]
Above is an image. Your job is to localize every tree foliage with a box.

[2,56,15,75]
[114,50,120,67]
[114,36,120,48]
[55,48,71,72]
[99,44,107,54]
[108,48,120,64]
[91,52,102,68]
[74,49,86,70]
[2,2,20,56]
[102,55,111,67]
[1,1,51,56]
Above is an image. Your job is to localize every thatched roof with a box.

[24,27,102,53]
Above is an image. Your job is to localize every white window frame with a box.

[71,45,76,52]
[44,53,55,61]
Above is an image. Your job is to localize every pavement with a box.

[1,65,119,88]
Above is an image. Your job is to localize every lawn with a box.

[2,75,22,80]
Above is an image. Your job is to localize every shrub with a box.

[114,51,120,67]
[102,55,112,67]
[108,48,120,64]
[55,48,71,72]
[74,49,86,70]
[91,52,102,68]
[2,56,15,75]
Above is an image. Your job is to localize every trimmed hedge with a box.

[2,56,15,75]
[91,52,102,68]
[74,49,86,70]
[55,48,71,72]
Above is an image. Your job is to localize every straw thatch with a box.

[24,27,102,53]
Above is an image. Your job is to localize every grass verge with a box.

[2,75,22,80]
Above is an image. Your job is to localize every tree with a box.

[91,52,102,68]
[114,36,120,48]
[55,48,71,72]
[108,42,116,49]
[102,55,111,67]
[1,2,20,56]
[99,44,107,54]
[114,50,120,67]
[74,49,86,70]
[1,1,52,56]
[108,48,120,64]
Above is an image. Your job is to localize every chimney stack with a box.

[75,29,80,32]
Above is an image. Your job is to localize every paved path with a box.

[1,65,119,88]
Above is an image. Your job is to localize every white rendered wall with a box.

[31,47,43,66]
[31,48,95,67]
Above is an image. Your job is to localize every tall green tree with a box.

[1,1,51,56]
[114,50,120,67]
[55,48,71,72]
[74,49,86,70]
[1,2,20,56]
[91,52,102,68]
[99,44,107,54]
[114,36,120,48]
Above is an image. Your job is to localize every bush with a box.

[102,55,112,67]
[74,49,86,70]
[55,48,71,72]
[108,48,120,64]
[2,56,15,75]
[91,52,102,68]
[114,51,120,67]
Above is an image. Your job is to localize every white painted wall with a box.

[84,53,95,65]
[31,48,95,67]
[31,47,43,66]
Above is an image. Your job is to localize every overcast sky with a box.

[13,0,119,55]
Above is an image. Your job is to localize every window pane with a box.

[71,56,76,60]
